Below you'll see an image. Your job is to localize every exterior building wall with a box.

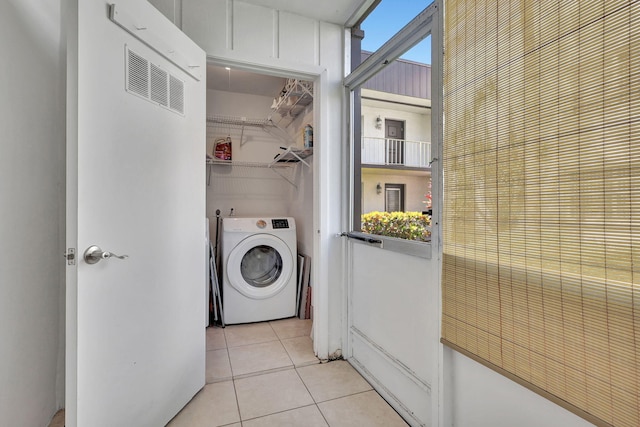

[361,89,431,214]
[361,95,431,142]
[361,169,430,214]
[361,51,431,99]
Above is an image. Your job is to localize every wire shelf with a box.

[205,115,310,188]
[269,147,313,167]
[206,115,277,128]
[206,114,293,146]
[271,79,313,127]
[206,159,290,168]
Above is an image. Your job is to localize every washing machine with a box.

[222,217,297,324]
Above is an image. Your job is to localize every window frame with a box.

[345,2,442,259]
[384,183,405,212]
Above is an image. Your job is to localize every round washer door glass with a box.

[240,245,282,288]
[227,234,294,300]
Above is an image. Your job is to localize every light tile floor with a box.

[47,319,408,426]
[168,318,409,427]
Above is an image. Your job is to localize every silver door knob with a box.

[83,245,129,264]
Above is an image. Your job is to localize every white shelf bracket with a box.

[288,150,311,167]
[268,147,313,168]
[239,117,246,146]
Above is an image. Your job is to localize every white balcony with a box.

[362,137,431,168]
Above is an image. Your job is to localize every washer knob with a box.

[256,219,267,229]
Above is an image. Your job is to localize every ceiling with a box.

[238,0,373,26]
[206,65,286,97]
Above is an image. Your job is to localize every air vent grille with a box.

[169,75,184,114]
[150,64,168,107]
[125,46,185,116]
[127,49,149,98]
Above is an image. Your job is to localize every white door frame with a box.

[206,56,330,359]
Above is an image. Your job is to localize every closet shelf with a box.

[206,114,293,146]
[269,147,313,168]
[206,158,290,168]
[206,114,312,189]
[207,115,276,128]
[271,79,313,127]
[206,148,311,189]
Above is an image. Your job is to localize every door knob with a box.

[83,245,129,264]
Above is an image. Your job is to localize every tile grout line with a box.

[218,330,242,425]
[231,364,296,381]
[227,333,294,379]
[225,337,280,349]
[293,361,381,422]
[220,325,241,424]
[230,371,243,424]
[206,322,323,425]
[232,326,326,425]
[292,363,332,426]
[233,346,306,423]
[268,321,285,341]
[237,403,320,425]
[314,388,377,405]
[280,336,298,365]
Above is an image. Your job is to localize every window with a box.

[384,184,404,212]
[347,2,436,248]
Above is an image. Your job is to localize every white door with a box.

[344,4,442,427]
[65,2,206,426]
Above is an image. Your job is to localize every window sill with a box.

[343,231,432,259]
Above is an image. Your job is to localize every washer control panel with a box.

[271,219,290,229]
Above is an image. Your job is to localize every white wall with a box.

[0,1,65,426]
[206,89,292,223]
[444,349,595,427]
[182,0,344,358]
[285,108,315,256]
[205,89,284,163]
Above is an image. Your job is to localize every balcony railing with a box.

[362,137,431,168]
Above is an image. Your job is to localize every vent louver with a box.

[125,46,185,116]
[127,49,149,98]
[169,75,184,114]
[150,64,168,107]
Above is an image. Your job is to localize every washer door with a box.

[226,234,294,299]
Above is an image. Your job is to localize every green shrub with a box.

[361,211,432,242]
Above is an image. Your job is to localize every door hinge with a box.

[64,248,76,265]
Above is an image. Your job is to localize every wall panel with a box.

[233,1,276,57]
[182,0,329,68]
[279,11,319,65]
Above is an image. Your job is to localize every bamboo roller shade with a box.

[442,1,639,426]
